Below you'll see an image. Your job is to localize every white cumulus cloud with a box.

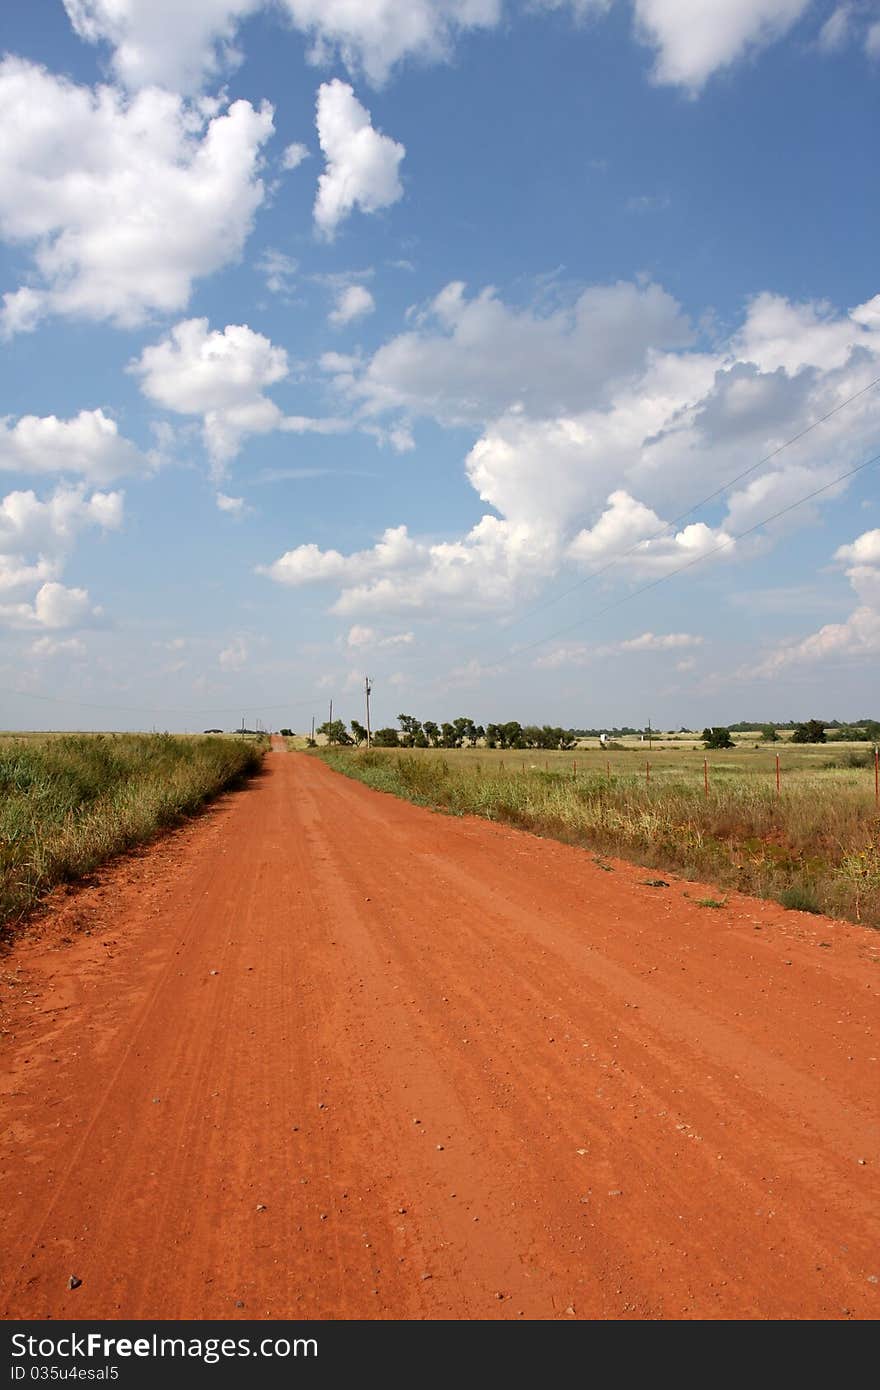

[0,57,273,335]
[329,284,376,326]
[284,0,502,86]
[752,527,880,675]
[0,581,102,631]
[0,409,151,483]
[131,318,287,468]
[268,279,880,622]
[314,80,405,239]
[62,0,501,93]
[632,0,810,92]
[281,141,310,169]
[63,0,263,92]
[346,624,414,648]
[132,318,351,469]
[619,630,704,651]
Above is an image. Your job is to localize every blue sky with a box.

[1,0,878,732]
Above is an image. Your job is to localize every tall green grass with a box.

[0,733,265,930]
[316,748,880,929]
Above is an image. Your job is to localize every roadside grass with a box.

[314,746,880,930]
[0,733,266,931]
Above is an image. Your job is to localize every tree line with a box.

[315,715,580,750]
[702,718,880,748]
[307,715,879,751]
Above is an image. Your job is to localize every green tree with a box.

[317,719,352,746]
[422,720,440,747]
[792,719,827,743]
[453,717,475,747]
[350,719,368,747]
[397,714,422,747]
[760,724,779,742]
[372,727,400,747]
[702,726,734,749]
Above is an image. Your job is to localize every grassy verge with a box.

[0,733,266,931]
[315,747,880,929]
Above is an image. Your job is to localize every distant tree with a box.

[440,721,457,748]
[485,723,501,749]
[501,720,524,749]
[760,725,779,742]
[317,719,352,746]
[792,719,827,744]
[279,727,293,737]
[702,726,734,749]
[452,716,476,747]
[422,720,440,747]
[397,714,422,747]
[414,731,430,748]
[472,724,485,746]
[372,727,400,747]
[350,719,368,747]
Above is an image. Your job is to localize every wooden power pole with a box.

[328,699,333,746]
[365,676,372,748]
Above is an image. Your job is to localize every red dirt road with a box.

[1,740,878,1321]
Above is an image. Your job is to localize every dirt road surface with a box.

[1,739,877,1320]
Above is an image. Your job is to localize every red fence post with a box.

[646,760,650,787]
[704,757,709,799]
[776,752,780,798]
[875,745,879,806]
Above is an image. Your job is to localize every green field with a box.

[0,732,266,932]
[312,738,880,930]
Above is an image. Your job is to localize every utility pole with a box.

[365,675,372,748]
[647,718,653,752]
[310,714,315,743]
[328,698,333,746]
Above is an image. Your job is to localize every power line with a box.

[509,447,880,661]
[504,371,880,632]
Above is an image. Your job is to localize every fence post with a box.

[776,752,780,798]
[875,745,879,806]
[606,760,610,780]
[704,757,709,799]
[646,760,651,787]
